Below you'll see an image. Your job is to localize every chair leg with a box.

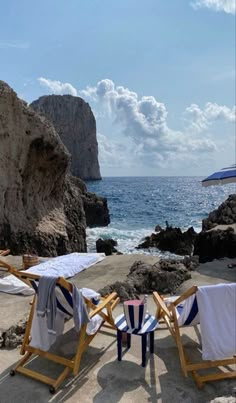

[127,333,131,349]
[149,331,154,354]
[117,330,122,361]
[141,334,147,367]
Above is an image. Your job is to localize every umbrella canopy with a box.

[202,164,236,187]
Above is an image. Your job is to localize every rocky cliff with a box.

[30,95,101,180]
[194,194,236,262]
[0,81,108,256]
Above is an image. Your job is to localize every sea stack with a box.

[30,95,101,181]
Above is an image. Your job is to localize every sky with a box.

[0,0,235,177]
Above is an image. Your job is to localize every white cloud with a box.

[191,0,236,14]
[0,40,30,49]
[36,77,235,172]
[184,102,236,132]
[80,79,220,168]
[97,133,129,168]
[38,77,77,96]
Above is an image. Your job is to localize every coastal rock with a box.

[96,238,118,256]
[0,318,27,349]
[30,95,101,180]
[202,194,236,230]
[69,176,110,227]
[194,227,236,263]
[82,192,110,227]
[137,226,197,256]
[194,194,236,262]
[99,281,139,301]
[99,259,191,301]
[182,255,199,271]
[0,81,88,256]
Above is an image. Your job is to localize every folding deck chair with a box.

[1,261,119,393]
[0,249,10,256]
[153,284,236,388]
[0,249,10,269]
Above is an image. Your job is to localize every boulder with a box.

[194,194,236,262]
[30,95,101,180]
[0,81,104,256]
[99,259,191,302]
[69,176,110,227]
[82,192,110,227]
[96,238,118,256]
[0,318,27,349]
[202,194,236,231]
[194,226,236,263]
[137,226,197,256]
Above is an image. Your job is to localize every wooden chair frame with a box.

[0,250,10,268]
[153,286,236,388]
[1,260,119,393]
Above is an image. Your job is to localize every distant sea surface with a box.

[85,177,235,257]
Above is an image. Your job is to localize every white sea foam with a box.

[86,224,201,257]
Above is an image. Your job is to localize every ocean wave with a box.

[86,223,202,257]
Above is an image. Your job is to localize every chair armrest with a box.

[153,291,172,319]
[89,292,118,319]
[171,285,198,306]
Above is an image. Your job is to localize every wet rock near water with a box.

[137,226,197,256]
[96,238,118,256]
[194,194,236,262]
[154,225,163,232]
[99,259,191,302]
[82,192,110,228]
[202,194,236,231]
[194,227,236,263]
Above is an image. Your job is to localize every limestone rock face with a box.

[69,176,110,228]
[30,95,101,180]
[194,194,236,262]
[0,81,87,256]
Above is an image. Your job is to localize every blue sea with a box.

[85,177,235,257]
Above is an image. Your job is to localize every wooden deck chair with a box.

[0,249,10,256]
[0,249,10,268]
[2,261,119,393]
[153,285,236,388]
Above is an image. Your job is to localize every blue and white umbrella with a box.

[202,164,236,187]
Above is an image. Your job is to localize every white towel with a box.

[30,287,103,351]
[30,309,66,351]
[197,283,236,360]
[0,253,105,295]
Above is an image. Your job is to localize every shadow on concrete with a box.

[0,327,117,403]
[153,333,236,403]
[196,259,236,282]
[93,358,159,403]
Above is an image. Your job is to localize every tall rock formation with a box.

[0,81,108,257]
[30,95,101,180]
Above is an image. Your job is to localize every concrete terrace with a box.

[0,255,235,402]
